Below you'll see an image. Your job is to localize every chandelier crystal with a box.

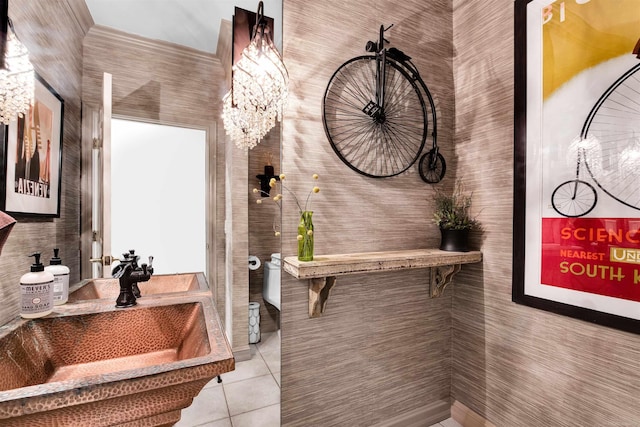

[0,22,35,125]
[222,2,289,152]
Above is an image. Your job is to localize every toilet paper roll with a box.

[248,255,261,270]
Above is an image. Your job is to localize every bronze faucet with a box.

[112,250,154,308]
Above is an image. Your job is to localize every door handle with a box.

[89,255,118,265]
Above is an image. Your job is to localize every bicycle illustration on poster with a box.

[513,0,640,334]
[0,74,63,218]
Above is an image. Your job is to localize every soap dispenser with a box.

[45,248,70,305]
[20,253,54,318]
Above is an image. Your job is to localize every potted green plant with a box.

[433,180,479,252]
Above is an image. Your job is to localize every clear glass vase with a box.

[297,211,314,261]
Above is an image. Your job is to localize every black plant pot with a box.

[439,228,470,252]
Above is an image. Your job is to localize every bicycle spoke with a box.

[552,180,597,217]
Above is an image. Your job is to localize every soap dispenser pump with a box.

[45,248,70,305]
[20,253,55,318]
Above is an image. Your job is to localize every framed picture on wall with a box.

[513,0,640,334]
[0,74,64,217]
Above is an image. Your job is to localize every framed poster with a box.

[513,0,640,333]
[0,74,64,217]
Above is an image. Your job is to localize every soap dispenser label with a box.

[20,281,54,314]
[52,273,70,301]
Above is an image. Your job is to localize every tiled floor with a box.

[430,418,464,427]
[176,330,462,427]
[176,331,281,427]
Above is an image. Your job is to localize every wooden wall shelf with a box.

[283,249,482,317]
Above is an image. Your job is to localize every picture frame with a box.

[0,73,64,217]
[513,0,640,334]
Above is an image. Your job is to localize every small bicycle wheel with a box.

[418,149,446,183]
[322,55,427,178]
[551,179,598,217]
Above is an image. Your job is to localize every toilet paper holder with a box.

[248,255,261,270]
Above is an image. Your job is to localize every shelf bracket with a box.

[429,264,461,298]
[308,276,337,318]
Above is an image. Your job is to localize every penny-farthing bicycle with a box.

[322,25,445,182]
[551,60,640,217]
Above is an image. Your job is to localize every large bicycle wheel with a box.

[322,55,427,178]
[552,179,598,217]
[580,62,640,211]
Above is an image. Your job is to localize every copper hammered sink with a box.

[68,272,209,303]
[0,295,234,426]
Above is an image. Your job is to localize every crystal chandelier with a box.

[222,1,289,152]
[0,4,35,125]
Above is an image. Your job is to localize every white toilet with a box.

[262,253,281,310]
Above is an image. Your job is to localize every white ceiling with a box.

[84,0,282,55]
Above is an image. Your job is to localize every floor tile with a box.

[258,348,280,369]
[174,386,229,426]
[441,419,464,427]
[259,347,281,374]
[176,330,282,427]
[230,404,280,427]
[196,418,233,427]
[219,352,270,384]
[202,375,223,390]
[256,331,280,354]
[257,332,281,374]
[272,371,281,387]
[223,374,281,416]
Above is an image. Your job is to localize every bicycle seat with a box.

[388,47,412,63]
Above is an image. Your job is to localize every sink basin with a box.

[0,295,234,426]
[68,272,208,302]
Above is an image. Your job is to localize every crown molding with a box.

[88,24,221,65]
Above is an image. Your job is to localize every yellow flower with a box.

[251,172,324,242]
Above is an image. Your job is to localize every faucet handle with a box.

[147,256,154,274]
[112,262,131,278]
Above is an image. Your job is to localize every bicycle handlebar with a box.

[365,24,393,53]
[364,23,439,149]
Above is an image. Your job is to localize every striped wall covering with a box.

[451,0,640,425]
[280,0,456,424]
[280,0,640,424]
[0,0,90,326]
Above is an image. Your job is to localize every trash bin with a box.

[249,302,261,343]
